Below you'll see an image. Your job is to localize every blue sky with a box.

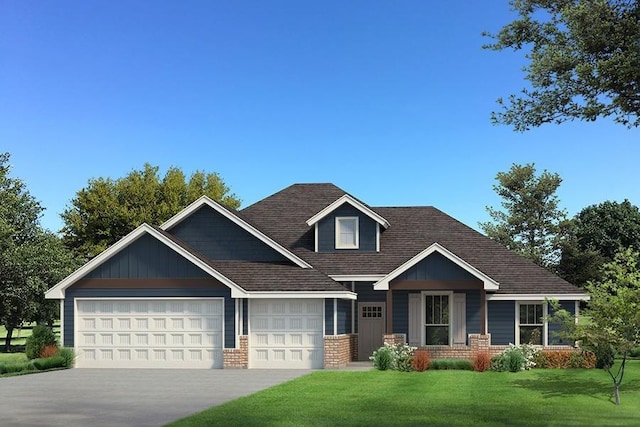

[2,1,638,233]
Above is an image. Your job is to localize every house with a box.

[45,183,588,369]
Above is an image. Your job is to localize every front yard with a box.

[170,361,640,426]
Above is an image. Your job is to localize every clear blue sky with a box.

[2,1,638,233]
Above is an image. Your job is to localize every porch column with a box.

[480,290,487,334]
[386,289,393,334]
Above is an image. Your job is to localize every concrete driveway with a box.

[0,368,312,426]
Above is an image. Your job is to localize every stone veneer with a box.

[223,335,248,368]
[324,334,357,368]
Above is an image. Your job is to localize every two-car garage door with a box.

[75,299,224,368]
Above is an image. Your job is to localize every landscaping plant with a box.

[411,350,430,372]
[472,351,491,372]
[25,325,57,360]
[370,343,416,371]
[491,344,538,372]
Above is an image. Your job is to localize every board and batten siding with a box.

[64,288,235,348]
[168,205,289,262]
[488,300,515,345]
[395,252,478,282]
[87,234,210,279]
[317,204,377,252]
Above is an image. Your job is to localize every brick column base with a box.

[324,334,356,368]
[223,335,248,368]
[383,334,406,346]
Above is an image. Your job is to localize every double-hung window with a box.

[335,217,359,249]
[519,303,544,345]
[425,294,449,345]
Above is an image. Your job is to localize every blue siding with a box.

[337,299,351,334]
[488,301,515,345]
[392,291,409,336]
[87,234,210,279]
[354,282,385,333]
[465,290,482,335]
[548,300,576,345]
[64,287,235,348]
[169,206,288,262]
[242,299,248,335]
[395,252,477,281]
[317,204,377,252]
[324,299,333,335]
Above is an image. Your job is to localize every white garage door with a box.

[249,299,324,369]
[75,298,224,369]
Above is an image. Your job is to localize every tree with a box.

[0,153,78,351]
[558,200,640,286]
[61,163,241,259]
[479,163,568,267]
[553,247,640,405]
[484,0,640,130]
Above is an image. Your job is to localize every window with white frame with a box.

[519,303,544,345]
[335,217,359,249]
[425,294,449,345]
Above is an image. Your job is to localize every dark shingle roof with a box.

[241,184,584,295]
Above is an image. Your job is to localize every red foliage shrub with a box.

[412,350,430,372]
[40,343,59,359]
[580,351,597,369]
[473,351,491,372]
[543,350,573,368]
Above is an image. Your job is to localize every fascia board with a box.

[373,242,500,291]
[160,196,312,269]
[306,194,390,229]
[487,293,590,301]
[246,291,357,300]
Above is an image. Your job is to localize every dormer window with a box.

[336,217,359,249]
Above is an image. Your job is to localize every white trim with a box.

[314,223,319,253]
[333,298,338,336]
[245,291,357,300]
[59,300,64,346]
[376,223,380,252]
[575,300,580,325]
[373,242,500,291]
[487,293,589,301]
[335,216,359,249]
[306,194,390,229]
[329,274,386,282]
[45,224,248,299]
[421,291,453,346]
[351,282,355,334]
[235,299,240,340]
[515,301,548,346]
[161,196,312,269]
[322,299,326,336]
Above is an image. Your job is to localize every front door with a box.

[358,302,385,361]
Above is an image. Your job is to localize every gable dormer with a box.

[306,194,389,252]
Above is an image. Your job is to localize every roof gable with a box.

[306,194,390,229]
[45,224,248,299]
[161,196,311,268]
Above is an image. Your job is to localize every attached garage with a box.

[75,298,224,369]
[249,299,324,369]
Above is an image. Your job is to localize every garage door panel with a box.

[76,299,224,369]
[250,299,324,369]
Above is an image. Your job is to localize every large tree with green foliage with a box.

[479,163,568,268]
[61,163,241,259]
[484,0,640,130]
[558,199,640,286]
[553,247,640,405]
[0,153,78,351]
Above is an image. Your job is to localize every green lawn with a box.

[0,353,27,364]
[0,323,60,348]
[169,361,640,427]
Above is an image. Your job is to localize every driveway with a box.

[0,369,312,426]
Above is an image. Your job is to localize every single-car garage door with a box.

[75,298,224,369]
[249,299,324,369]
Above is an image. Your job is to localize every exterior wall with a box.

[324,334,357,368]
[223,335,248,368]
[487,300,515,345]
[317,204,377,252]
[325,299,333,334]
[169,205,288,262]
[392,291,409,337]
[354,282,384,334]
[549,300,576,345]
[465,290,482,336]
[87,234,210,279]
[64,286,235,348]
[337,299,352,334]
[395,252,477,281]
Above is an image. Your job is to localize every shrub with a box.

[371,346,393,370]
[429,358,473,370]
[1,361,35,374]
[581,351,597,369]
[490,344,539,372]
[25,325,58,360]
[412,350,430,372]
[629,347,640,358]
[472,351,491,372]
[544,350,572,368]
[32,356,66,371]
[533,351,547,368]
[534,350,596,369]
[58,347,75,368]
[40,344,59,359]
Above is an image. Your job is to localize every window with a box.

[519,303,543,345]
[425,294,449,345]
[335,217,359,249]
